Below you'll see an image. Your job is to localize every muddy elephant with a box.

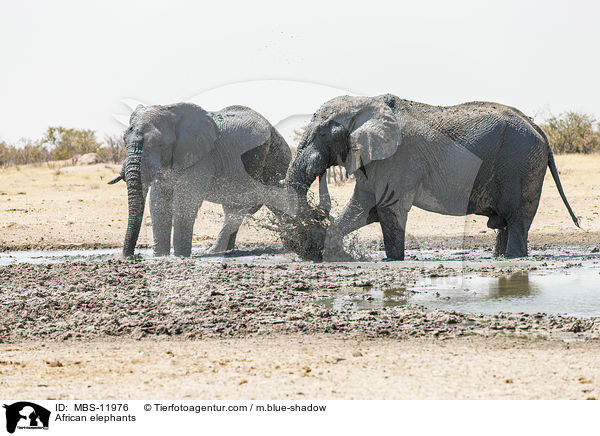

[286,94,579,260]
[110,103,295,257]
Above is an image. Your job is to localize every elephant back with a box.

[210,106,291,185]
[253,126,292,185]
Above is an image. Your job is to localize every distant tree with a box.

[43,126,102,160]
[0,138,49,166]
[0,140,9,166]
[541,112,600,154]
[17,140,50,164]
[293,124,308,149]
[97,134,126,163]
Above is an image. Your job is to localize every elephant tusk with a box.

[107,175,123,184]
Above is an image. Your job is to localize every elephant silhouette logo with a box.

[2,402,50,433]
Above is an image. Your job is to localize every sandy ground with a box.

[2,336,599,400]
[0,154,599,399]
[0,154,598,251]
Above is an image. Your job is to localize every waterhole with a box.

[1,248,598,317]
[318,268,600,318]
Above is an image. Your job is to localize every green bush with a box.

[540,111,600,154]
[43,126,102,160]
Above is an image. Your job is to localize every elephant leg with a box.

[150,179,174,256]
[378,207,407,260]
[505,217,531,258]
[172,181,203,257]
[172,202,201,257]
[487,215,508,258]
[209,204,261,253]
[494,228,508,258]
[375,182,414,261]
[500,177,538,259]
[323,186,375,261]
[504,162,545,258]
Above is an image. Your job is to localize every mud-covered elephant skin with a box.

[286,94,579,260]
[111,103,294,257]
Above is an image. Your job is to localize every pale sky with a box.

[1,0,599,144]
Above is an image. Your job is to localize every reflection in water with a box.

[491,272,539,298]
[382,287,409,305]
[316,287,409,311]
[412,268,600,317]
[316,267,600,318]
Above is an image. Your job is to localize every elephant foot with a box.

[504,251,527,259]
[173,246,192,257]
[381,255,404,262]
[323,247,355,262]
[208,231,238,255]
[206,244,228,255]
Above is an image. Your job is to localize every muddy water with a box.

[319,267,600,318]
[0,248,130,265]
[410,269,600,317]
[0,247,289,266]
[1,246,599,318]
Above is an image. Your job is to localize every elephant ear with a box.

[344,101,401,175]
[172,105,217,170]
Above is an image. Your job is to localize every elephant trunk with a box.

[282,148,329,261]
[286,165,314,216]
[123,148,146,257]
[286,146,328,217]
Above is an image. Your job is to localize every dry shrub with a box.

[541,111,600,154]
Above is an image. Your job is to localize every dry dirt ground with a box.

[0,154,599,399]
[2,336,599,400]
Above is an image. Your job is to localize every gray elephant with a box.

[286,94,579,260]
[110,102,295,257]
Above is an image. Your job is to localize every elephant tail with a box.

[547,151,580,228]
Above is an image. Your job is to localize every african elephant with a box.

[110,102,295,257]
[286,94,579,260]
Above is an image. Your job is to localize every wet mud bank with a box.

[1,249,599,343]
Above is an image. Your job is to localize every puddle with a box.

[317,287,410,311]
[0,247,289,266]
[411,269,600,317]
[1,247,599,318]
[0,246,596,267]
[0,248,129,265]
[318,268,600,318]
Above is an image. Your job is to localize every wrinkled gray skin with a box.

[111,103,296,257]
[287,94,579,261]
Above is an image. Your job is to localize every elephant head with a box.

[286,95,401,217]
[114,103,217,257]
